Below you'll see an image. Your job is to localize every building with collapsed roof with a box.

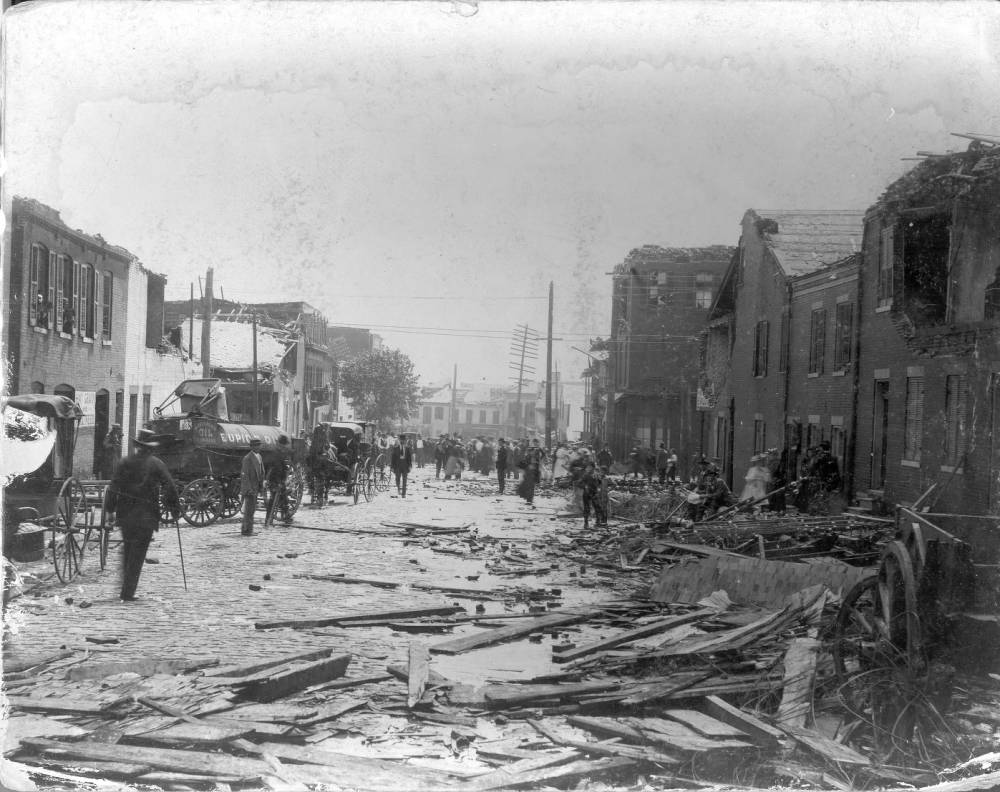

[700,210,865,489]
[853,139,1000,514]
[607,245,733,472]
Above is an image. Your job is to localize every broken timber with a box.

[232,654,352,702]
[407,641,430,708]
[255,605,464,631]
[553,608,715,663]
[430,610,592,655]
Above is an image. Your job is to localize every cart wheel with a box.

[351,465,361,505]
[99,485,110,570]
[180,478,224,526]
[365,462,376,501]
[285,464,306,518]
[56,478,89,572]
[220,478,241,519]
[831,541,929,756]
[52,527,81,584]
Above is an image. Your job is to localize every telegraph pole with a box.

[201,268,213,378]
[509,324,538,439]
[251,309,260,423]
[449,363,458,435]
[545,281,554,452]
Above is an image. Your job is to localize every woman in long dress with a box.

[740,454,771,503]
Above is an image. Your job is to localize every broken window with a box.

[901,214,950,325]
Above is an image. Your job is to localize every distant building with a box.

[607,245,733,474]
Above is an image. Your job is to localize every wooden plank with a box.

[776,637,820,729]
[430,611,592,655]
[235,654,352,702]
[908,770,1000,792]
[626,717,752,752]
[200,718,293,737]
[484,680,621,708]
[386,662,450,688]
[21,737,272,779]
[7,696,125,716]
[618,671,715,705]
[407,641,430,708]
[218,702,318,722]
[780,725,871,766]
[661,709,747,739]
[26,758,153,777]
[565,716,646,742]
[134,720,254,745]
[255,606,464,631]
[67,657,218,681]
[528,719,679,765]
[553,608,714,663]
[466,756,634,791]
[3,649,76,674]
[202,648,334,677]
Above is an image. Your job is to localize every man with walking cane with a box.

[104,429,181,602]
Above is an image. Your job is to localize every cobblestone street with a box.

[5,468,612,685]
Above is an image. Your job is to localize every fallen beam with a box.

[430,611,593,655]
[202,648,334,677]
[553,608,715,663]
[255,606,464,631]
[407,641,430,708]
[233,654,352,702]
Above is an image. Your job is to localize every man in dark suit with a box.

[240,438,265,535]
[391,437,414,497]
[104,430,180,602]
[495,438,510,493]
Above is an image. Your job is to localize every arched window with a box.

[29,381,45,394]
[54,383,76,400]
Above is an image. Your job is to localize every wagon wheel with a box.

[375,456,391,493]
[220,478,242,519]
[180,477,224,526]
[285,464,306,518]
[99,484,111,571]
[366,460,378,500]
[53,479,87,583]
[831,540,930,757]
[351,463,361,505]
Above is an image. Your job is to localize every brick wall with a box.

[12,202,131,477]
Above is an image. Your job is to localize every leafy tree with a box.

[338,347,420,429]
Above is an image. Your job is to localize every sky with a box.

[5,1,1000,388]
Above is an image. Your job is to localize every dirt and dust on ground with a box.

[3,467,1000,792]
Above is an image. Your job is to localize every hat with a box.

[111,423,122,430]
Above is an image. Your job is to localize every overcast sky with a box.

[5,1,999,386]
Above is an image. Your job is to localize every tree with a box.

[338,347,420,429]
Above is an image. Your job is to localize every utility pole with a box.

[201,268,213,378]
[449,363,457,435]
[545,281,554,452]
[188,283,194,362]
[251,309,260,423]
[509,324,538,440]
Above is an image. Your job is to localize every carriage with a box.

[143,379,307,526]
[2,393,108,583]
[307,420,388,505]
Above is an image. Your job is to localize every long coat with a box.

[240,450,265,497]
[104,451,180,540]
[391,444,413,475]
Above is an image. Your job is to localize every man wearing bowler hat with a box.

[104,429,180,602]
[240,438,265,535]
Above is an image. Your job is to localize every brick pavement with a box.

[4,469,601,681]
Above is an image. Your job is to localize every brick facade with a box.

[607,245,733,476]
[854,146,1000,513]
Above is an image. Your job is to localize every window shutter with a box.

[28,247,39,325]
[72,261,81,335]
[55,257,64,329]
[47,251,57,326]
[761,320,769,376]
[93,268,101,339]
[904,377,925,461]
[816,310,826,374]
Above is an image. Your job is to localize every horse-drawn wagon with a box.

[143,379,307,526]
[306,420,387,505]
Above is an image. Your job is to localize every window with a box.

[509,402,520,419]
[423,406,432,423]
[752,320,769,377]
[492,410,500,424]
[830,426,847,472]
[478,410,486,424]
[901,215,949,325]
[524,402,536,425]
[753,420,766,454]
[944,375,968,466]
[58,256,76,334]
[904,376,925,463]
[434,406,444,420]
[695,289,713,308]
[878,226,894,308]
[807,421,821,450]
[833,302,855,369]
[29,381,45,394]
[465,409,472,424]
[809,309,826,375]
[29,244,51,328]
[778,310,790,373]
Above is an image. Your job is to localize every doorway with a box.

[94,389,109,476]
[871,380,890,490]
